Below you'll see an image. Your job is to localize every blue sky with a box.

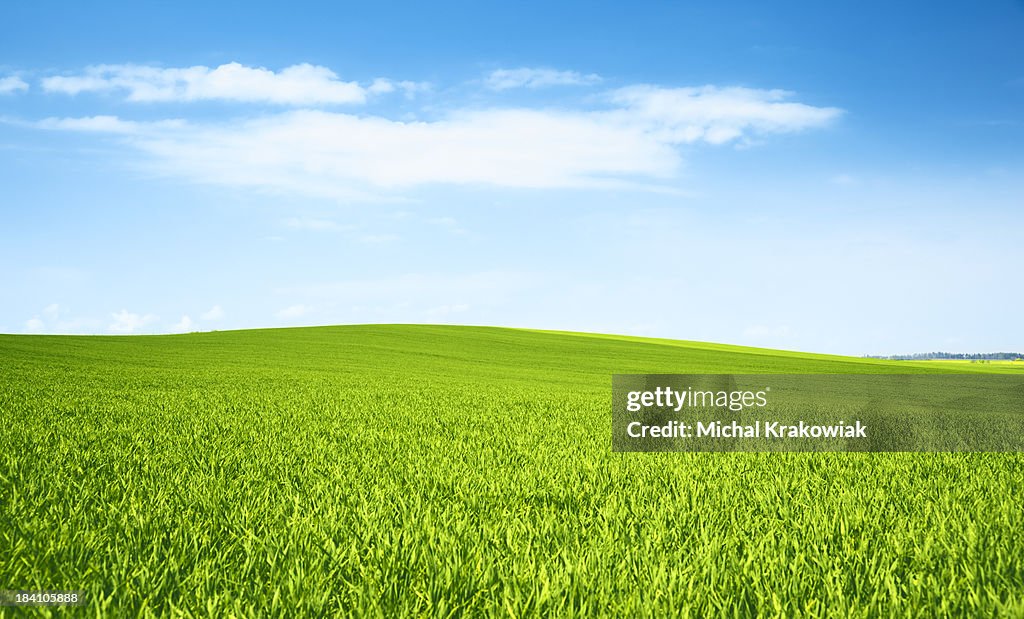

[2,1,1022,355]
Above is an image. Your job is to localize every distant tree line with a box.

[865,352,1023,361]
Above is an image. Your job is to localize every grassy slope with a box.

[1,325,1022,617]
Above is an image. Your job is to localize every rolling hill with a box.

[1,325,1021,617]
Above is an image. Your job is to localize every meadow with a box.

[1,325,1022,617]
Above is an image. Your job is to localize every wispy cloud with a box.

[367,78,430,98]
[0,76,29,94]
[608,85,843,145]
[37,108,679,196]
[25,63,843,199]
[41,62,368,105]
[43,303,61,321]
[200,305,224,321]
[108,309,158,333]
[486,67,601,90]
[22,304,100,334]
[171,315,194,332]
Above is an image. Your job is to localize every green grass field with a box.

[913,359,1024,370]
[1,325,1022,617]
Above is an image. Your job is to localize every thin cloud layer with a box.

[200,305,224,321]
[108,309,158,333]
[0,76,29,94]
[80,109,682,196]
[171,315,194,332]
[42,62,368,105]
[486,67,601,90]
[609,85,843,144]
[30,63,843,197]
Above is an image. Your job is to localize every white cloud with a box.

[368,78,430,98]
[276,304,311,319]
[21,305,100,334]
[368,78,395,94]
[30,69,842,197]
[108,309,158,333]
[51,108,679,196]
[486,68,601,90]
[607,85,843,145]
[43,303,61,320]
[200,305,224,320]
[172,315,194,332]
[42,62,367,105]
[0,76,29,94]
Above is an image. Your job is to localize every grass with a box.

[910,359,1024,369]
[1,325,1022,617]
